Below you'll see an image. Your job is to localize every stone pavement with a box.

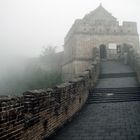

[101,61,134,74]
[97,61,139,88]
[51,61,140,140]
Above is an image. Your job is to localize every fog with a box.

[0,0,140,95]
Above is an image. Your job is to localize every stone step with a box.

[91,87,140,93]
[87,98,140,104]
[88,93,140,98]
[88,96,140,100]
[99,72,137,79]
[87,87,140,104]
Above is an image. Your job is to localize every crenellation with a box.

[122,21,138,34]
[73,22,138,35]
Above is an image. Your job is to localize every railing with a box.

[0,57,100,140]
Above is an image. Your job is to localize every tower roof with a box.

[83,4,117,22]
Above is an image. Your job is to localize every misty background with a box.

[0,0,140,95]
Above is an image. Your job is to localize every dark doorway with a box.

[117,45,121,53]
[100,44,107,59]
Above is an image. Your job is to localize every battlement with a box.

[122,21,138,33]
[123,21,137,27]
[64,6,138,44]
[65,20,138,43]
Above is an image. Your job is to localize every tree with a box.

[1,45,62,96]
[40,45,57,64]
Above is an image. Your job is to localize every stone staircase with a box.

[87,87,140,104]
[99,72,137,79]
[87,62,140,104]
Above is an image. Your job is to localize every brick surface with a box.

[52,101,140,140]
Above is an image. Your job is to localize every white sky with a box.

[0,0,140,58]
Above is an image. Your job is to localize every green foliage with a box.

[24,67,62,90]
[0,46,62,95]
[1,46,62,96]
[40,45,57,64]
[2,67,62,96]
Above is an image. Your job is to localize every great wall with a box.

[0,55,100,140]
[0,47,140,140]
[1,4,140,140]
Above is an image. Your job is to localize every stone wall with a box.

[0,96,24,140]
[0,57,100,140]
[127,48,140,83]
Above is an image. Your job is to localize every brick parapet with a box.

[0,58,100,140]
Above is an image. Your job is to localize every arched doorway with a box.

[100,44,107,59]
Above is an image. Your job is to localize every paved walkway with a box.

[51,61,140,140]
[97,61,139,88]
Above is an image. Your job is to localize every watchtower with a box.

[62,4,139,81]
